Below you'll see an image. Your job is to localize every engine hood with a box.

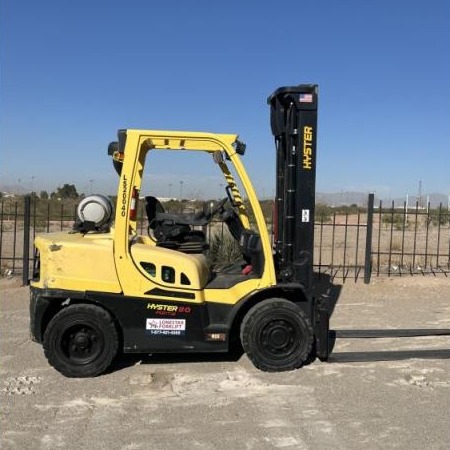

[31,231,121,294]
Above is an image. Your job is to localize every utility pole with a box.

[418,180,422,209]
[406,194,409,222]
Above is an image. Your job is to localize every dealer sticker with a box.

[146,318,186,336]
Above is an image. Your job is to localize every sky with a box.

[1,0,449,200]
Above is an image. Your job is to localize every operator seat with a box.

[145,196,208,254]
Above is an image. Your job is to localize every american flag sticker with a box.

[299,93,313,103]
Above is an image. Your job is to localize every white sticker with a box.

[146,318,186,336]
[146,318,186,331]
[302,209,310,222]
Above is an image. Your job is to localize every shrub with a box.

[426,209,450,227]
[207,233,243,270]
[315,203,332,223]
[382,213,408,230]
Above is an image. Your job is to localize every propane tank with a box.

[75,195,114,232]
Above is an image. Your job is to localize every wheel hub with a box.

[262,320,296,355]
[73,332,89,349]
[270,328,288,346]
[63,326,101,361]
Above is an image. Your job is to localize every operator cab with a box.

[108,134,265,289]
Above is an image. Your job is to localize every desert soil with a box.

[1,276,449,450]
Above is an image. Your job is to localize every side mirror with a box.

[108,141,118,155]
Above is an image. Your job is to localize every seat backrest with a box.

[145,196,165,230]
[145,196,206,252]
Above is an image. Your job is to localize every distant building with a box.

[1,192,15,198]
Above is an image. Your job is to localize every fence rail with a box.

[373,199,450,276]
[1,194,449,284]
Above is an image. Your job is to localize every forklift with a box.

[29,85,331,377]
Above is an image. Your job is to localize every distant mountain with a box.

[316,191,449,208]
[316,191,376,207]
[392,193,449,209]
[0,184,25,195]
[1,184,448,209]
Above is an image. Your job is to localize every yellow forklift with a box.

[30,85,331,377]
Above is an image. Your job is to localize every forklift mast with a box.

[268,85,318,291]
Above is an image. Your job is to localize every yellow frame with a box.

[114,130,276,305]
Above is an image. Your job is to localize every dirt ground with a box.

[1,275,449,450]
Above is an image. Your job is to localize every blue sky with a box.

[1,0,449,199]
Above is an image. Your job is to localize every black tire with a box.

[240,298,314,372]
[43,304,119,378]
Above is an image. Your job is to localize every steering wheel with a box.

[206,197,229,219]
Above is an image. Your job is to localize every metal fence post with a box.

[364,193,375,284]
[22,195,31,285]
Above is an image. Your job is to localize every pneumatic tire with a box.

[43,304,119,378]
[240,298,314,372]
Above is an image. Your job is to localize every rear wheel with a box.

[240,298,313,372]
[43,304,118,378]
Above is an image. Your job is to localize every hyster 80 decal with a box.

[147,303,192,317]
[303,126,313,170]
[146,318,186,336]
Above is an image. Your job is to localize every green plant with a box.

[259,199,275,222]
[426,209,450,227]
[51,184,79,199]
[0,222,13,232]
[333,204,362,215]
[207,233,243,270]
[315,203,332,223]
[382,213,408,230]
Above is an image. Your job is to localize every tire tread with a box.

[43,303,118,378]
[240,298,313,372]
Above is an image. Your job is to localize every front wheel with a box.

[43,304,119,378]
[240,298,314,372]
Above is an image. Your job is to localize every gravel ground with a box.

[1,275,449,450]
